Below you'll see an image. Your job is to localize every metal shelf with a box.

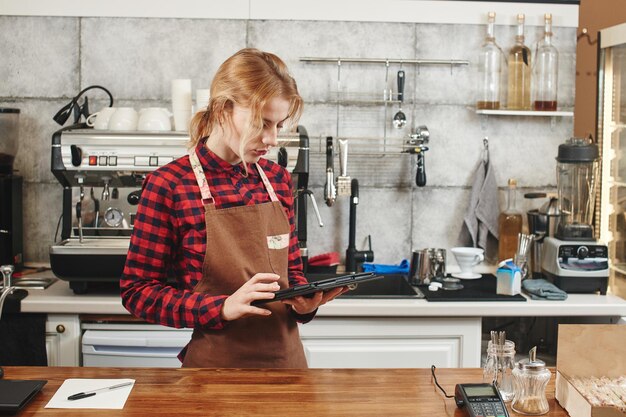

[310,135,417,157]
[300,57,469,67]
[475,109,574,117]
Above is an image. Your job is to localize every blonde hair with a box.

[189,48,303,164]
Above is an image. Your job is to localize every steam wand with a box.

[75,175,85,243]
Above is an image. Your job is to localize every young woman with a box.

[121,48,345,368]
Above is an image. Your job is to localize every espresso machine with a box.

[50,125,315,293]
[541,137,609,294]
[0,108,23,270]
[50,126,189,293]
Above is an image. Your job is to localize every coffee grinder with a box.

[0,108,23,270]
[542,137,609,293]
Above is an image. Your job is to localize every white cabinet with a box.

[46,314,81,366]
[299,317,481,368]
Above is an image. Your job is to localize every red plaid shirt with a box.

[121,142,308,330]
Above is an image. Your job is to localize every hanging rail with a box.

[299,57,469,66]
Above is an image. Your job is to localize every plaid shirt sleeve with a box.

[120,167,227,330]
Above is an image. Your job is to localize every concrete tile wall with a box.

[0,15,576,266]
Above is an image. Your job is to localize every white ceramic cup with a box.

[137,108,172,131]
[86,107,117,130]
[107,107,138,131]
[172,79,192,112]
[451,247,485,275]
[173,109,191,132]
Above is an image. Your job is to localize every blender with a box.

[0,108,23,270]
[542,137,609,293]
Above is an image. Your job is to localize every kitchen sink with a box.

[306,273,424,299]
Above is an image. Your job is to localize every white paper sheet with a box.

[45,378,135,409]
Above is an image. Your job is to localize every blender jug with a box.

[555,137,599,241]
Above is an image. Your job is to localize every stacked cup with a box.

[172,79,192,132]
[196,89,210,113]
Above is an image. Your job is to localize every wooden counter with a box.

[4,367,568,416]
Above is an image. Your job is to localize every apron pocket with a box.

[267,233,289,274]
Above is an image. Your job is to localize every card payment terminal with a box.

[454,383,509,417]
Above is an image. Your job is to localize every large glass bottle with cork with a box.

[498,178,523,262]
[476,11,503,110]
[506,14,532,110]
[533,13,559,111]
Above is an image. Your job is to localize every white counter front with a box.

[14,273,626,368]
[19,274,626,318]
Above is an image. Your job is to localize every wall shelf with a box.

[475,109,574,117]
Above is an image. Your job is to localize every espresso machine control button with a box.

[149,156,158,166]
[134,156,150,166]
[577,246,589,259]
[108,156,118,166]
[99,156,108,166]
[127,190,142,206]
[70,145,82,166]
[88,156,97,166]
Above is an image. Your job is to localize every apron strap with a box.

[189,150,279,205]
[255,162,279,203]
[189,150,214,205]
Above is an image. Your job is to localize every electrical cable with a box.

[431,365,454,398]
[53,85,114,126]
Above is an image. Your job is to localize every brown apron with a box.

[182,149,308,368]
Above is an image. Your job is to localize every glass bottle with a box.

[512,347,551,415]
[533,13,559,111]
[498,178,523,262]
[477,12,503,110]
[507,14,532,110]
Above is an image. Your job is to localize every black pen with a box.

[67,381,133,401]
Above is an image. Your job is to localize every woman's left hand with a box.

[282,286,350,315]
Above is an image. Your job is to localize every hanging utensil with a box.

[336,139,351,196]
[324,136,336,207]
[393,70,407,129]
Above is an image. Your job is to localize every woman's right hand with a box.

[220,273,280,321]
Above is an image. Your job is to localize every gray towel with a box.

[459,157,499,261]
[522,279,568,300]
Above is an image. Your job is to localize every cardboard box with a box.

[556,324,626,417]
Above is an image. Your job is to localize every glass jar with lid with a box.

[512,347,551,415]
[483,338,516,401]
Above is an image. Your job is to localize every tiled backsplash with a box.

[0,16,576,264]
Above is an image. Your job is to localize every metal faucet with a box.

[0,265,15,321]
[345,179,374,273]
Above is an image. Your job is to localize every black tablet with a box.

[0,379,47,413]
[252,272,381,306]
